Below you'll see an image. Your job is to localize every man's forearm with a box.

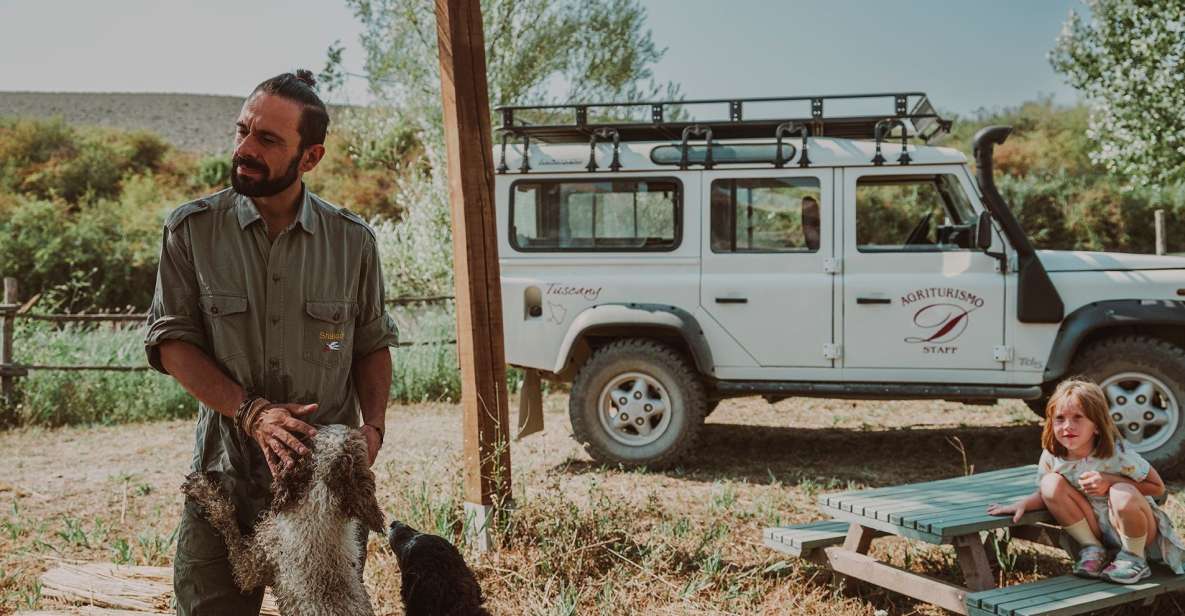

[353,348,392,428]
[159,340,246,417]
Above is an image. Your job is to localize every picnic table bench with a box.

[763,465,1185,615]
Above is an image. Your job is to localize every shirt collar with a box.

[234,185,318,235]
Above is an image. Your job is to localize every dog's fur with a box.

[182,424,385,616]
[387,521,490,616]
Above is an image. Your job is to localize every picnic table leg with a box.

[832,523,875,591]
[953,534,996,591]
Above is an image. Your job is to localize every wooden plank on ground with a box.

[824,547,970,615]
[37,563,278,615]
[19,608,170,615]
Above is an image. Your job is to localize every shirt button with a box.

[333,311,341,320]
[272,274,280,282]
[210,306,220,315]
[270,316,280,325]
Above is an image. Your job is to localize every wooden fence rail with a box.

[0,277,457,401]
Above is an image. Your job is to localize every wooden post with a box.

[434,0,512,552]
[2,278,18,403]
[1155,209,1166,255]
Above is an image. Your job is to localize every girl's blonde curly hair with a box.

[1041,378,1120,458]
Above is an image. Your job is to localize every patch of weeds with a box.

[56,516,91,548]
[709,481,738,512]
[136,527,178,565]
[546,582,580,616]
[110,537,133,564]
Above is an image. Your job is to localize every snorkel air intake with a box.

[973,126,1064,323]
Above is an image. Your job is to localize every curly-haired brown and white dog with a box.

[182,424,385,616]
[387,521,491,616]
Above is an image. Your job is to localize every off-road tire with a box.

[1025,396,1049,417]
[1069,335,1185,477]
[569,339,706,469]
[704,399,721,418]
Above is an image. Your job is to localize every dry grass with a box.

[3,395,1184,615]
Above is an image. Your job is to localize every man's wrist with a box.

[363,422,384,446]
[235,395,271,437]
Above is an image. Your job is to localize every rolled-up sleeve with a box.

[144,223,208,374]
[352,234,399,358]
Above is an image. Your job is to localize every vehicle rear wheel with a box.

[1070,336,1185,476]
[569,339,706,469]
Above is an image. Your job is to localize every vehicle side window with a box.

[510,179,680,252]
[710,177,821,253]
[855,174,976,252]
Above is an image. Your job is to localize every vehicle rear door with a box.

[700,168,836,368]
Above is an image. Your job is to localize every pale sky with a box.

[0,0,1084,115]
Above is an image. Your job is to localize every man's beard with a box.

[231,152,302,197]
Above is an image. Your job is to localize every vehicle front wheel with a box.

[1070,335,1185,476]
[569,339,706,469]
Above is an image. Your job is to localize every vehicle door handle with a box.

[715,297,748,304]
[856,297,891,305]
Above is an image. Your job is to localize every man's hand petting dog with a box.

[250,403,319,476]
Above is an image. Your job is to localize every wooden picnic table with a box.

[765,465,1185,615]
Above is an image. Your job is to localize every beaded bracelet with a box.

[234,394,270,436]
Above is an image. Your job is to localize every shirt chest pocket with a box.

[199,294,250,362]
[303,300,356,369]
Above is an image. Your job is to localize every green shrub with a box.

[0,320,194,428]
[0,193,161,311]
[192,155,230,189]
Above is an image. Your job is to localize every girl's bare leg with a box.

[1107,483,1157,545]
[1040,473,1102,539]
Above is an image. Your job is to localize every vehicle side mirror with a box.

[976,211,993,250]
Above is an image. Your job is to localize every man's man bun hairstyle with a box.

[252,69,329,149]
[294,69,317,88]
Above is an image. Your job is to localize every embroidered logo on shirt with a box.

[319,330,345,341]
[323,341,343,352]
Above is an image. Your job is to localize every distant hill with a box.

[0,91,242,154]
[0,91,360,155]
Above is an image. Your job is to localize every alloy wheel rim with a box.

[1100,372,1180,454]
[597,371,673,447]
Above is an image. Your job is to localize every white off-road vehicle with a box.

[494,93,1185,472]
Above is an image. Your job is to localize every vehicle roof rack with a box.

[495,92,952,144]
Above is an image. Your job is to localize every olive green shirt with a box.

[145,186,398,517]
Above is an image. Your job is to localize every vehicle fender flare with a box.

[553,303,715,376]
[1043,299,1185,382]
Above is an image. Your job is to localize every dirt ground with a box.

[3,395,1183,615]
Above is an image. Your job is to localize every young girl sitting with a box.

[988,379,1185,584]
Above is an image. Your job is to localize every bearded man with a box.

[144,70,398,615]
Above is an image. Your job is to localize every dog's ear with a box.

[271,454,313,511]
[333,433,387,533]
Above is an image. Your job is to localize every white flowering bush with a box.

[1050,1,1185,186]
[372,140,455,298]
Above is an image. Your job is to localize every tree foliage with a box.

[344,0,677,135]
[1050,1,1185,186]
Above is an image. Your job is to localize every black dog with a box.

[388,521,491,616]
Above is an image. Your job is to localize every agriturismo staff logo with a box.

[899,287,985,350]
